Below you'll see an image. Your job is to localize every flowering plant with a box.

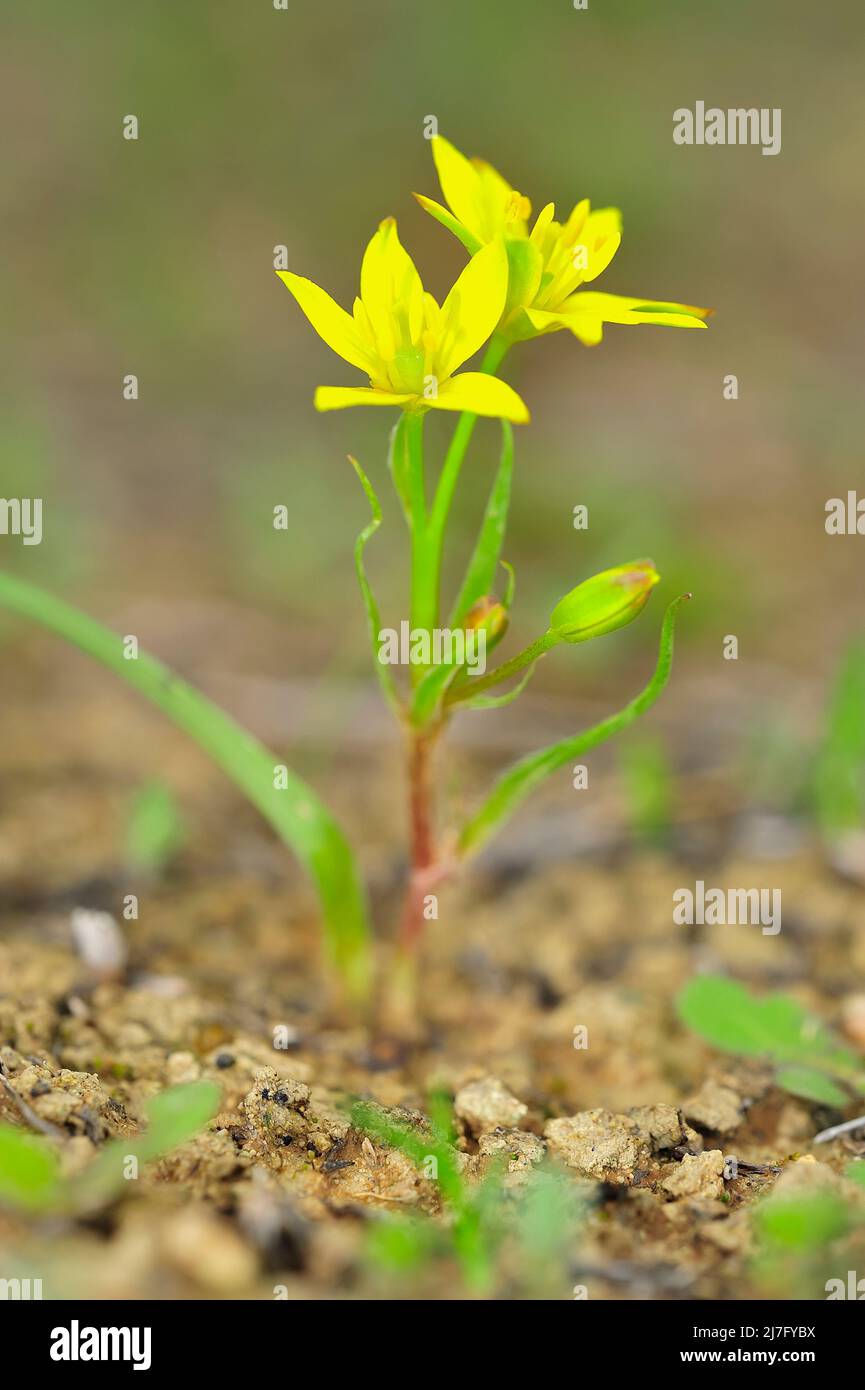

[0,135,708,1015]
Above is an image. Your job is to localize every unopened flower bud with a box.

[465,596,509,654]
[549,560,660,643]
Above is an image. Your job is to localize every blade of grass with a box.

[0,571,372,1001]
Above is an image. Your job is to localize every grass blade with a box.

[457,595,689,859]
[0,571,372,1001]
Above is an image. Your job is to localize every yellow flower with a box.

[277,218,529,422]
[416,136,711,347]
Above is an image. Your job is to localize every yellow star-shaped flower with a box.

[277,217,529,422]
[416,136,711,347]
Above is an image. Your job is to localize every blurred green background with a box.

[1,0,863,770]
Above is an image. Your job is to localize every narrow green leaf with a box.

[450,421,514,625]
[348,456,400,715]
[0,571,372,1001]
[0,1125,60,1211]
[457,595,688,859]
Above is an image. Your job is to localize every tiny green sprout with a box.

[751,1186,862,1298]
[756,1191,850,1252]
[125,778,186,876]
[0,136,707,1015]
[618,734,675,847]
[0,1126,61,1212]
[353,1095,584,1296]
[0,1080,219,1215]
[678,976,865,1109]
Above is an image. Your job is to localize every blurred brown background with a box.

[1,0,864,868]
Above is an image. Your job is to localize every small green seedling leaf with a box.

[457,595,688,858]
[775,1067,850,1109]
[755,1191,849,1251]
[0,1126,61,1211]
[366,1213,443,1273]
[125,778,186,874]
[136,1079,221,1160]
[70,1080,222,1210]
[0,571,372,1002]
[678,976,863,1103]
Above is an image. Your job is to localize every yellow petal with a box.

[431,136,488,243]
[578,208,623,282]
[473,158,525,238]
[530,201,556,246]
[525,306,603,346]
[563,292,711,328]
[360,218,424,354]
[314,386,414,412]
[277,271,378,374]
[413,193,482,255]
[437,240,508,378]
[430,372,529,423]
[561,199,590,241]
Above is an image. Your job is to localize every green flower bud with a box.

[549,560,660,643]
[465,596,509,654]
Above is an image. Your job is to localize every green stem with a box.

[429,335,510,544]
[406,410,438,685]
[446,629,558,707]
